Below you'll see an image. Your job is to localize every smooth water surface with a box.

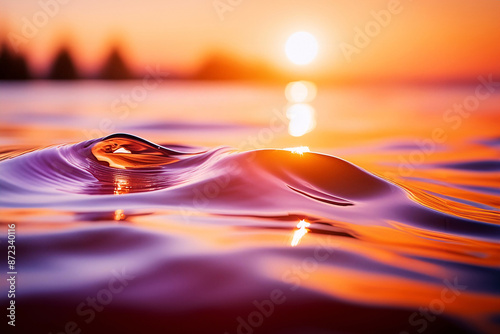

[0,82,499,334]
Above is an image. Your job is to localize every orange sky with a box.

[1,0,500,81]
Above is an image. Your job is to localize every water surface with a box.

[0,82,499,334]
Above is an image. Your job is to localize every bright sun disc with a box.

[285,31,318,65]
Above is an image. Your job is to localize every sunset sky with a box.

[1,0,500,81]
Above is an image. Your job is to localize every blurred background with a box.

[1,0,500,82]
[0,0,499,182]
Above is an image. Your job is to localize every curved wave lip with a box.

[91,133,195,169]
[1,133,500,334]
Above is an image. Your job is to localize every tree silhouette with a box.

[98,46,134,80]
[48,47,79,80]
[0,42,31,80]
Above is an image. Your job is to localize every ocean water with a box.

[0,81,499,334]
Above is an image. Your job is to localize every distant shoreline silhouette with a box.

[1,39,497,84]
[0,39,292,82]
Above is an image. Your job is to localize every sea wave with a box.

[1,133,499,334]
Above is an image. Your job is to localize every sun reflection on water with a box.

[285,81,317,103]
[114,209,125,221]
[285,81,317,137]
[114,177,130,195]
[291,219,310,247]
[285,146,310,155]
[286,103,316,137]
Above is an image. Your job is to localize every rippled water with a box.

[0,82,499,334]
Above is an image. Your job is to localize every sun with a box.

[285,31,318,65]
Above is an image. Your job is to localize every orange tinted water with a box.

[0,82,499,334]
